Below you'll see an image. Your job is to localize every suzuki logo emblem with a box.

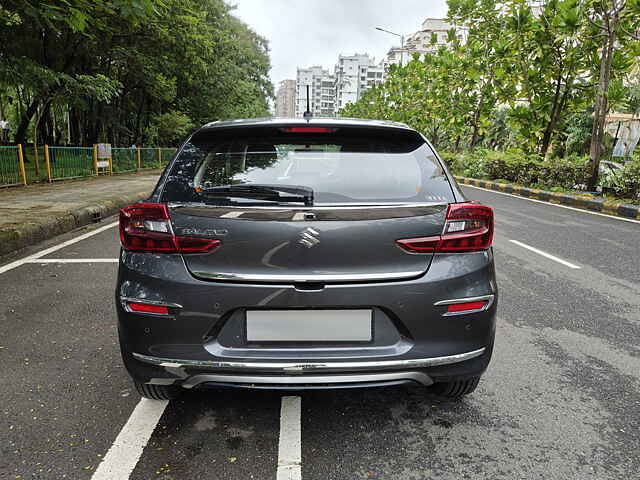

[298,227,320,248]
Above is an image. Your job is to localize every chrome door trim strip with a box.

[190,270,425,283]
[433,294,495,316]
[132,347,486,372]
[180,371,433,388]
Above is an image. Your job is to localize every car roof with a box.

[198,117,414,132]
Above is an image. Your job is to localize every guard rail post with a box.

[44,144,52,182]
[17,144,27,186]
[93,145,98,175]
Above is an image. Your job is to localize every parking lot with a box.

[1,184,639,480]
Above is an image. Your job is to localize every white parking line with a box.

[26,258,119,263]
[91,399,168,480]
[510,240,581,269]
[462,183,640,225]
[0,221,118,275]
[277,396,302,480]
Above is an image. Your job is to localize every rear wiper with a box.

[199,184,314,207]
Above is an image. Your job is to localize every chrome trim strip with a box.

[169,202,447,210]
[132,348,486,372]
[181,371,433,388]
[433,294,495,316]
[190,270,425,283]
[433,295,495,306]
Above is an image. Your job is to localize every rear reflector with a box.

[120,202,221,254]
[128,303,169,315]
[396,202,493,254]
[446,301,488,312]
[279,127,337,133]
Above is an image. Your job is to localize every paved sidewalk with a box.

[0,172,161,257]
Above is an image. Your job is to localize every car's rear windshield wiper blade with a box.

[199,184,314,206]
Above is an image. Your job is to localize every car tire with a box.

[134,380,181,400]
[430,376,480,399]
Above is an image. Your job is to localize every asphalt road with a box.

[1,185,639,480]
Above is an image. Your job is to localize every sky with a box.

[230,0,449,87]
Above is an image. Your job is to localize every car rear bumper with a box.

[117,248,497,389]
[131,348,485,388]
[176,372,434,389]
[133,347,485,378]
[132,347,485,372]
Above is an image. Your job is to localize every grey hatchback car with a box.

[116,118,497,400]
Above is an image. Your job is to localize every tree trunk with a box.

[540,72,564,158]
[469,96,484,149]
[13,100,39,145]
[588,25,616,190]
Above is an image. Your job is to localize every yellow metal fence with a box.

[1,145,176,188]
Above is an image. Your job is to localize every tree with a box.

[342,0,639,167]
[585,0,640,188]
[0,0,273,146]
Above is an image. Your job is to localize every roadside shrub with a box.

[600,159,640,199]
[438,152,460,171]
[462,150,491,179]
[537,154,590,189]
[442,149,638,200]
[484,150,541,184]
[441,149,490,178]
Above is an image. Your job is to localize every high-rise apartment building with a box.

[334,54,385,112]
[275,79,296,117]
[290,18,470,116]
[384,18,467,68]
[295,54,384,117]
[295,66,336,117]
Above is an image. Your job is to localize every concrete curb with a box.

[0,189,151,257]
[455,176,640,220]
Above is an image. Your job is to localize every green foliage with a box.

[0,0,157,32]
[146,111,195,146]
[440,150,490,179]
[484,151,543,185]
[537,154,592,188]
[599,159,640,198]
[341,0,640,170]
[0,0,273,146]
[446,150,593,190]
[565,112,594,156]
[446,146,640,202]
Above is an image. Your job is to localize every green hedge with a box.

[441,150,640,199]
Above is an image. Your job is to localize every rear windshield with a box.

[161,126,454,205]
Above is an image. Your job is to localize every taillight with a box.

[439,203,493,252]
[395,236,440,253]
[119,202,221,253]
[396,202,493,254]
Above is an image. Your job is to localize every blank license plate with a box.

[246,309,372,342]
